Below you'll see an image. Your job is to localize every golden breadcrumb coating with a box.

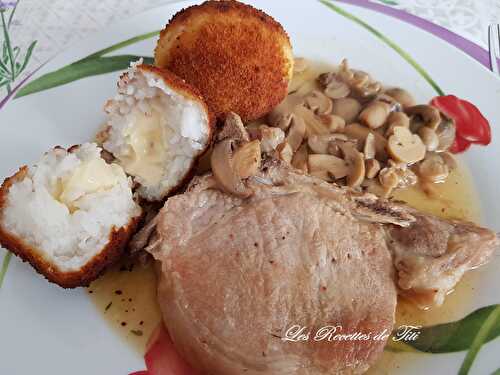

[154,0,293,122]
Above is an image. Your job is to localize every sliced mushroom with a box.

[245,123,262,141]
[267,93,304,130]
[435,117,456,152]
[365,159,381,179]
[324,114,346,133]
[286,115,306,152]
[308,134,331,154]
[418,126,439,152]
[293,57,308,74]
[308,133,348,154]
[417,153,449,183]
[304,90,333,115]
[339,142,365,188]
[318,72,337,88]
[335,60,381,99]
[353,81,382,100]
[387,126,426,164]
[337,59,354,82]
[308,154,350,179]
[331,97,362,123]
[363,133,376,159]
[324,79,351,99]
[407,105,441,131]
[385,112,410,137]
[440,151,458,170]
[211,139,253,198]
[327,140,343,158]
[276,141,294,164]
[258,125,285,153]
[384,88,416,108]
[359,101,391,129]
[378,167,400,198]
[233,140,262,179]
[292,143,309,173]
[345,123,387,160]
[376,94,402,112]
[218,112,249,143]
[397,168,418,188]
[379,167,399,189]
[351,70,371,88]
[295,106,330,136]
[387,159,409,170]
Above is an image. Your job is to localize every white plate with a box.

[0,1,499,374]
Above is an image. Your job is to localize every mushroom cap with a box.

[154,0,293,122]
[384,88,416,109]
[407,105,441,130]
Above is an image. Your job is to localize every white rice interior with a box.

[2,143,141,272]
[103,61,210,201]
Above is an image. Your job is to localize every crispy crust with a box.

[0,164,142,289]
[154,0,293,122]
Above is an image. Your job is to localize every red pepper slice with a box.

[430,95,491,153]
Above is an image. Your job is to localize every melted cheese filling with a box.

[119,107,167,186]
[54,158,125,211]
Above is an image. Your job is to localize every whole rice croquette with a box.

[154,0,294,122]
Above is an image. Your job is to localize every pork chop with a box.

[145,160,497,374]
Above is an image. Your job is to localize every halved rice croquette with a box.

[0,143,142,288]
[103,63,214,201]
[154,0,294,122]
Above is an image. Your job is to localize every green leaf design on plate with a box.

[14,29,160,99]
[458,306,500,375]
[491,368,500,375]
[394,305,500,354]
[377,0,399,5]
[16,55,153,98]
[77,30,160,62]
[0,252,12,288]
[318,0,445,96]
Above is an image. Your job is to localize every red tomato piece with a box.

[450,135,472,154]
[144,324,197,375]
[431,95,491,153]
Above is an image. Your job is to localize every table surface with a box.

[3,0,500,79]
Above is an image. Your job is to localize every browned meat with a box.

[387,210,498,309]
[144,161,497,374]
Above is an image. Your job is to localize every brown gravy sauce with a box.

[88,61,483,371]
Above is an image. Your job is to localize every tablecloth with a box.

[1,0,499,87]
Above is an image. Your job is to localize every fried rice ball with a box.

[154,0,294,122]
